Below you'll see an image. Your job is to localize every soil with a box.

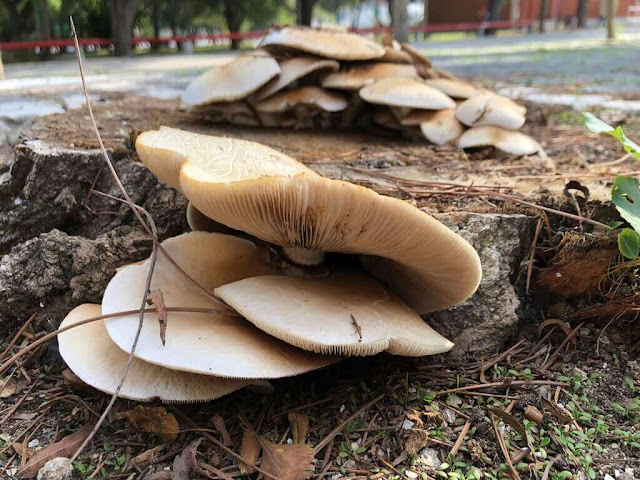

[0,93,638,479]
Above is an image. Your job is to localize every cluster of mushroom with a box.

[183,27,541,156]
[58,127,482,402]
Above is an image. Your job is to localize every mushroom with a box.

[399,43,436,78]
[254,56,340,101]
[136,128,481,321]
[379,47,413,64]
[455,93,526,130]
[400,109,465,145]
[102,231,337,378]
[182,52,280,108]
[457,126,542,155]
[359,78,456,113]
[424,78,479,100]
[59,304,250,402]
[255,86,348,114]
[260,27,385,61]
[373,109,404,130]
[215,270,453,356]
[322,63,418,91]
[187,202,235,234]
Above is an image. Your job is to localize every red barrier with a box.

[0,20,535,52]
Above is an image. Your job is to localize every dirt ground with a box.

[0,94,639,479]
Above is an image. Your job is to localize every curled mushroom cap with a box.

[400,109,465,145]
[255,86,348,113]
[424,78,479,100]
[322,63,418,91]
[136,128,481,313]
[260,27,385,61]
[457,126,542,155]
[59,304,249,402]
[216,270,453,356]
[455,94,526,130]
[359,78,456,111]
[254,56,339,101]
[379,47,413,64]
[102,232,337,379]
[182,52,280,108]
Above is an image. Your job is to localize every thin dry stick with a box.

[526,218,543,293]
[540,322,585,372]
[0,313,37,361]
[0,307,230,376]
[434,379,569,397]
[449,419,471,457]
[491,413,520,480]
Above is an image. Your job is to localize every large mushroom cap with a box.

[216,270,453,357]
[254,56,340,101]
[255,86,348,113]
[59,304,249,401]
[322,63,418,91]
[260,27,385,61]
[424,78,479,100]
[457,126,542,155]
[182,52,280,108]
[359,78,456,110]
[136,128,481,314]
[102,232,337,379]
[400,109,465,145]
[455,94,526,130]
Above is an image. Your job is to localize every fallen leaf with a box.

[0,377,20,398]
[144,472,171,480]
[541,398,574,424]
[261,440,315,480]
[122,406,178,442]
[132,444,165,466]
[524,405,544,427]
[403,429,429,456]
[287,412,310,445]
[13,413,37,421]
[239,430,261,474]
[147,289,168,346]
[405,409,424,428]
[173,438,233,480]
[17,420,96,478]
[489,408,534,454]
[210,414,232,446]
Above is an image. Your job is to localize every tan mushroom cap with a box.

[254,56,340,101]
[322,63,418,91]
[135,128,481,313]
[457,126,542,155]
[182,52,280,108]
[216,270,453,357]
[379,47,413,64]
[400,109,465,145]
[373,109,403,130]
[59,304,249,402]
[359,78,456,111]
[455,94,526,130]
[187,202,234,234]
[260,27,385,61]
[424,78,479,100]
[255,86,348,113]
[102,232,337,379]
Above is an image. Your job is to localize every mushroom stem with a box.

[282,247,326,266]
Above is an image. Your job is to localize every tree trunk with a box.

[151,0,161,51]
[0,51,4,80]
[422,0,429,39]
[296,0,317,26]
[110,0,140,57]
[576,0,588,28]
[223,0,243,49]
[391,0,409,43]
[538,0,549,32]
[36,0,52,60]
[606,0,618,39]
[485,0,505,35]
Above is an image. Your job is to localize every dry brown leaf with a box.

[489,408,534,454]
[524,405,544,427]
[210,414,232,446]
[239,430,261,474]
[541,398,574,424]
[174,438,233,480]
[287,412,310,445]
[261,440,315,480]
[403,429,429,456]
[132,444,165,466]
[146,289,168,345]
[122,405,178,442]
[0,377,20,398]
[17,420,96,478]
[405,409,424,428]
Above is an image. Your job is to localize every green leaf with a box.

[583,113,640,160]
[612,177,640,232]
[609,221,624,228]
[618,228,640,260]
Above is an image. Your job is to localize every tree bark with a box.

[606,0,618,39]
[151,0,161,51]
[538,0,549,32]
[36,0,52,60]
[391,0,409,43]
[576,0,588,28]
[485,0,505,35]
[296,0,318,26]
[110,0,140,57]
[422,0,429,39]
[223,0,243,49]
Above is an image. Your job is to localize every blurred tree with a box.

[390,0,408,42]
[34,0,52,59]
[223,0,242,48]
[485,0,505,35]
[296,0,317,25]
[110,0,140,56]
[0,0,35,41]
[538,0,548,32]
[606,0,617,39]
[576,0,587,28]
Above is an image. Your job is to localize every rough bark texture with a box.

[0,228,151,334]
[429,212,534,358]
[223,0,243,50]
[110,0,140,57]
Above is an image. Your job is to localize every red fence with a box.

[0,20,535,52]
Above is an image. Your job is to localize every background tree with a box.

[538,0,549,32]
[485,0,505,35]
[390,0,408,42]
[576,0,588,28]
[110,0,140,56]
[297,0,317,26]
[606,0,618,39]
